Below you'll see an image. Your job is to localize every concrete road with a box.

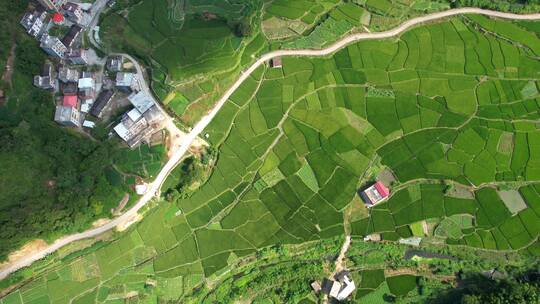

[1,7,540,281]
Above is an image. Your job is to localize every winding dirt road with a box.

[1,7,540,281]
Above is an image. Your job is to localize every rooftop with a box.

[270,57,282,68]
[116,72,134,87]
[128,91,154,114]
[113,114,149,147]
[361,181,390,207]
[323,271,356,301]
[78,77,94,89]
[63,95,78,107]
[54,105,79,125]
[52,12,64,23]
[82,120,95,128]
[90,90,115,117]
[127,108,142,122]
[62,25,83,48]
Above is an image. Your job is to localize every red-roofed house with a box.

[52,12,64,24]
[360,181,390,207]
[63,95,78,108]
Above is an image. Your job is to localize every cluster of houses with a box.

[21,0,165,148]
[21,1,88,58]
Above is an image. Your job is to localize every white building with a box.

[80,99,94,113]
[82,120,95,128]
[336,275,356,301]
[78,77,95,89]
[324,271,356,302]
[135,184,147,195]
[54,105,80,127]
[40,34,67,58]
[399,237,422,247]
[20,8,48,38]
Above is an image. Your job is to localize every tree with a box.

[234,19,252,37]
[428,271,540,304]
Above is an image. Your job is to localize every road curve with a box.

[1,7,540,281]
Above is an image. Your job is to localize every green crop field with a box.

[99,0,458,127]
[3,12,540,304]
[115,144,166,178]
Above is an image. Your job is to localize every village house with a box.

[20,6,48,38]
[38,0,67,10]
[128,91,155,114]
[79,88,95,101]
[61,82,77,95]
[89,89,115,118]
[363,233,382,242]
[54,105,80,127]
[80,99,93,114]
[62,2,84,24]
[40,34,67,58]
[33,63,55,90]
[115,72,136,93]
[66,48,89,65]
[310,281,322,295]
[61,25,83,49]
[58,65,79,83]
[106,55,123,72]
[78,77,94,89]
[142,105,163,125]
[270,57,282,68]
[113,104,164,148]
[82,120,95,128]
[399,237,422,247]
[114,109,150,147]
[360,181,390,207]
[322,271,356,301]
[78,76,95,100]
[62,95,78,108]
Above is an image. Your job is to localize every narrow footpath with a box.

[1,7,540,281]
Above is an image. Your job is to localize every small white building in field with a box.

[322,270,356,301]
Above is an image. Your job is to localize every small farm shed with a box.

[270,57,282,68]
[360,181,390,207]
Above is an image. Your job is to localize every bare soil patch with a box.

[1,44,15,87]
[0,240,48,271]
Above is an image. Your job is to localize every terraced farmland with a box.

[101,0,455,126]
[3,15,540,303]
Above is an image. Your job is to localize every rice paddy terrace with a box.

[3,9,540,304]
